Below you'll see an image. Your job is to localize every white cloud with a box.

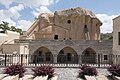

[2,18,16,26]
[0,4,24,26]
[32,6,51,17]
[18,20,32,30]
[0,4,25,30]
[0,18,16,29]
[96,14,118,33]
[17,0,58,17]
[17,0,59,8]
[0,0,59,8]
[0,19,32,31]
[0,0,13,8]
[0,0,59,31]
[0,4,24,20]
[5,4,24,19]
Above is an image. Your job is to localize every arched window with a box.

[45,52,52,61]
[38,51,42,56]
[82,48,96,63]
[84,25,88,33]
[118,32,120,45]
[84,50,90,56]
[57,47,78,63]
[67,20,71,24]
[67,53,72,62]
[85,25,87,28]
[33,47,53,63]
[59,50,64,54]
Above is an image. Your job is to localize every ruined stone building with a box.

[2,7,113,64]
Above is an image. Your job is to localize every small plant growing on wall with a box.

[78,65,97,79]
[107,64,120,77]
[4,64,26,78]
[32,65,55,79]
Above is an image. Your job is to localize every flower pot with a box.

[113,76,120,80]
[85,75,96,80]
[2,74,19,80]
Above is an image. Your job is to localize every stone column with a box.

[96,53,98,63]
[53,54,57,63]
[78,54,82,64]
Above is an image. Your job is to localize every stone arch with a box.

[58,45,79,54]
[82,47,96,64]
[32,46,53,63]
[57,46,78,63]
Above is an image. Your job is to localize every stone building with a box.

[113,16,120,64]
[2,7,112,64]
[113,16,120,54]
[27,7,102,40]
[0,30,20,54]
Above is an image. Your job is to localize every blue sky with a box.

[0,0,119,33]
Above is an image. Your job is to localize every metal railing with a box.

[0,54,119,68]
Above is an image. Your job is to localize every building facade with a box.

[2,7,113,64]
[113,16,120,64]
[27,7,102,40]
[0,30,20,54]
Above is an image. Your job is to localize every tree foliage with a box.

[0,21,23,35]
[100,33,113,41]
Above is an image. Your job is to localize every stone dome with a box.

[54,7,97,18]
[39,13,54,18]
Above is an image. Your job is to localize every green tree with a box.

[10,26,17,32]
[0,21,10,33]
[0,21,23,35]
[16,28,23,35]
[100,33,113,41]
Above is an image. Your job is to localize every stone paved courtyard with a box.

[0,68,111,80]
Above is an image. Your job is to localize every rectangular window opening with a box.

[54,35,58,40]
[118,32,120,45]
[104,55,108,60]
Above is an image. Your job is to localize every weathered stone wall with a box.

[113,16,120,55]
[113,16,120,64]
[27,7,102,40]
[2,44,20,54]
[14,39,112,64]
[27,40,112,55]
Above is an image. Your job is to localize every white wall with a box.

[0,30,20,45]
[0,33,7,45]
[0,30,20,54]
[20,43,29,54]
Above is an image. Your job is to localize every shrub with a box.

[78,65,97,79]
[78,69,85,79]
[32,65,55,79]
[107,64,120,77]
[4,64,26,78]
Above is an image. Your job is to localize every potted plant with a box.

[107,64,120,80]
[78,65,97,80]
[3,64,26,79]
[32,65,56,80]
